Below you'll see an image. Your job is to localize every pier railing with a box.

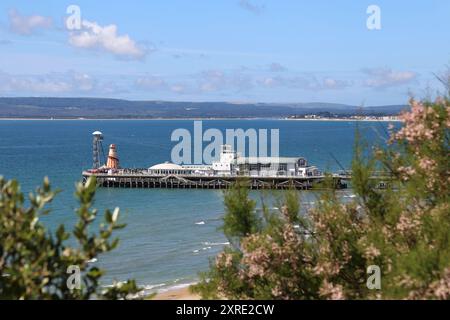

[81,170,348,190]
[82,169,392,190]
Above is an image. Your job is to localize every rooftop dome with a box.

[149,162,184,170]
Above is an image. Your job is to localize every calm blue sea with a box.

[0,119,394,293]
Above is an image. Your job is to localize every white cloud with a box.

[238,0,265,15]
[197,69,253,93]
[258,75,351,90]
[268,62,287,72]
[8,9,52,35]
[135,76,167,90]
[134,69,350,96]
[71,73,95,91]
[258,75,307,88]
[170,83,190,94]
[0,75,71,93]
[198,70,226,92]
[322,78,352,90]
[68,20,146,60]
[0,71,121,95]
[134,69,253,95]
[363,67,417,88]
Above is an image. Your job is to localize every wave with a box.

[130,283,168,299]
[154,281,198,294]
[137,278,199,297]
[141,283,167,290]
[195,221,205,225]
[103,280,126,288]
[202,241,230,246]
[102,275,200,299]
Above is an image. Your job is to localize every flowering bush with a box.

[193,97,450,300]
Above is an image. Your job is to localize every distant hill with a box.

[0,97,408,119]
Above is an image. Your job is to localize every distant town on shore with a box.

[287,112,400,121]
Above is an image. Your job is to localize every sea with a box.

[0,119,396,294]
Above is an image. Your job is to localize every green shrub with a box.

[0,176,139,299]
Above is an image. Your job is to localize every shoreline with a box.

[153,285,200,300]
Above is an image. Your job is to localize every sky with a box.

[0,0,449,105]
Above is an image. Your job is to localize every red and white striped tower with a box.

[106,144,119,169]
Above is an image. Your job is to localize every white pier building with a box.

[147,145,321,178]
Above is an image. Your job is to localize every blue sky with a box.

[0,0,449,105]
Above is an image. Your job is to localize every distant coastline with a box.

[0,97,407,120]
[0,117,402,122]
[285,117,402,122]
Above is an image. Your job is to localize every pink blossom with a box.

[428,268,450,299]
[396,213,421,234]
[319,280,345,300]
[364,244,381,260]
[418,157,436,171]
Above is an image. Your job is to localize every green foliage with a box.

[194,97,450,300]
[280,188,301,224]
[222,179,260,243]
[0,176,139,299]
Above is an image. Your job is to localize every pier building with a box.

[82,131,350,190]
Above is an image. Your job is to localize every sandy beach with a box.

[153,286,201,300]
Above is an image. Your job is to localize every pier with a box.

[81,171,348,190]
[82,131,391,190]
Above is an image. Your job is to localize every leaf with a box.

[111,207,119,223]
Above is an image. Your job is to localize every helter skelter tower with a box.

[106,144,119,169]
[92,131,104,169]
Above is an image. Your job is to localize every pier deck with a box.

[82,171,349,190]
